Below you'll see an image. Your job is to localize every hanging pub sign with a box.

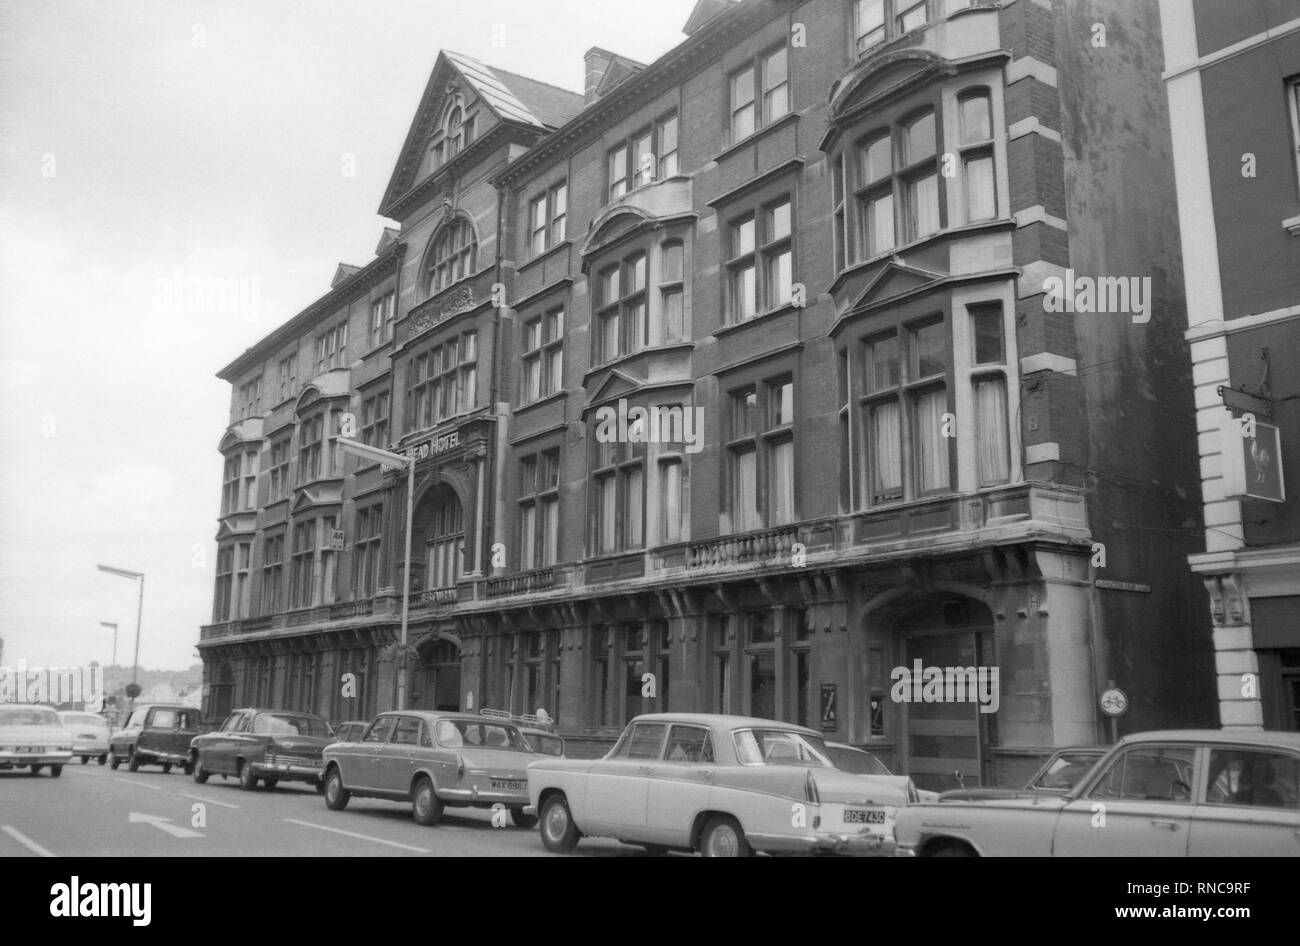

[1221,416,1285,503]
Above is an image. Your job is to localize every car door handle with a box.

[696,770,713,780]
[1150,819,1181,830]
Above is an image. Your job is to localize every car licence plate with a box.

[490,779,525,791]
[843,808,886,825]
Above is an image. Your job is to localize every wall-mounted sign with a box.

[407,429,461,461]
[820,684,838,730]
[1094,579,1151,593]
[329,529,347,551]
[1221,418,1285,503]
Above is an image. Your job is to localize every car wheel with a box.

[81,756,89,764]
[183,758,194,777]
[411,777,444,826]
[700,816,752,858]
[237,761,259,791]
[98,755,107,766]
[29,765,42,776]
[162,763,172,775]
[127,748,140,772]
[509,806,538,829]
[929,843,977,857]
[192,756,209,784]
[50,765,63,778]
[109,752,121,770]
[539,794,580,853]
[324,767,349,811]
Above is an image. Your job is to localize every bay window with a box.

[595,254,646,363]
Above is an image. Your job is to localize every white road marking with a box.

[128,812,203,839]
[283,818,431,853]
[2,825,56,857]
[179,792,240,809]
[113,778,162,791]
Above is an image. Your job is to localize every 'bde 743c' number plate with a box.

[843,808,886,825]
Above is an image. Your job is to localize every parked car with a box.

[190,708,333,791]
[330,721,368,744]
[322,711,550,827]
[937,746,1106,802]
[57,711,110,765]
[0,705,73,776]
[825,742,941,803]
[528,713,911,857]
[893,730,1300,856]
[109,704,209,773]
[519,727,565,757]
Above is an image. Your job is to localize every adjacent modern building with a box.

[1161,0,1300,732]
[202,0,1214,787]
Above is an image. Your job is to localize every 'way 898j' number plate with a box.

[843,808,887,825]
[490,778,526,792]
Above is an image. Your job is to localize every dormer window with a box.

[426,216,477,295]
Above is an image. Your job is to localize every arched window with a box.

[444,105,463,159]
[427,217,477,295]
[425,486,465,589]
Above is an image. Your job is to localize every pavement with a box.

[0,760,644,857]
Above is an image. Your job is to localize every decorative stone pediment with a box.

[218,418,263,453]
[579,177,694,261]
[851,258,946,311]
[585,368,643,409]
[823,50,956,150]
[294,375,351,415]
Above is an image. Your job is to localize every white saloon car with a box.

[0,705,74,776]
[528,713,910,856]
[893,730,1300,856]
[58,711,111,765]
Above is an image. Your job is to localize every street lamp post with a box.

[99,621,119,668]
[97,564,144,706]
[336,437,415,711]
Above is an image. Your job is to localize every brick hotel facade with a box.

[201,0,1213,788]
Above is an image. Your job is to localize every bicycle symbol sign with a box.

[1100,688,1129,717]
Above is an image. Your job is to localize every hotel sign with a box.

[1221,417,1285,503]
[407,429,461,461]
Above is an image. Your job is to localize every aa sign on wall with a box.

[1221,417,1285,503]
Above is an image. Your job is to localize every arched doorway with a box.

[873,594,997,792]
[415,484,465,590]
[412,638,461,711]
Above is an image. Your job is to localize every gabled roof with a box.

[594,56,645,97]
[683,0,735,35]
[331,263,362,289]
[379,50,583,218]
[375,227,401,254]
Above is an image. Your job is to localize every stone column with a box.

[1205,573,1262,729]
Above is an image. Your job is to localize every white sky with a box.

[0,0,699,671]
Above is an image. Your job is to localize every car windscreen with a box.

[0,707,61,727]
[828,745,890,775]
[253,714,329,737]
[734,729,835,767]
[435,719,528,750]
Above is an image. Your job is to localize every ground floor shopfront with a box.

[199,533,1131,791]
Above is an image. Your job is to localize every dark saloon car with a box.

[190,708,332,791]
[322,711,550,827]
